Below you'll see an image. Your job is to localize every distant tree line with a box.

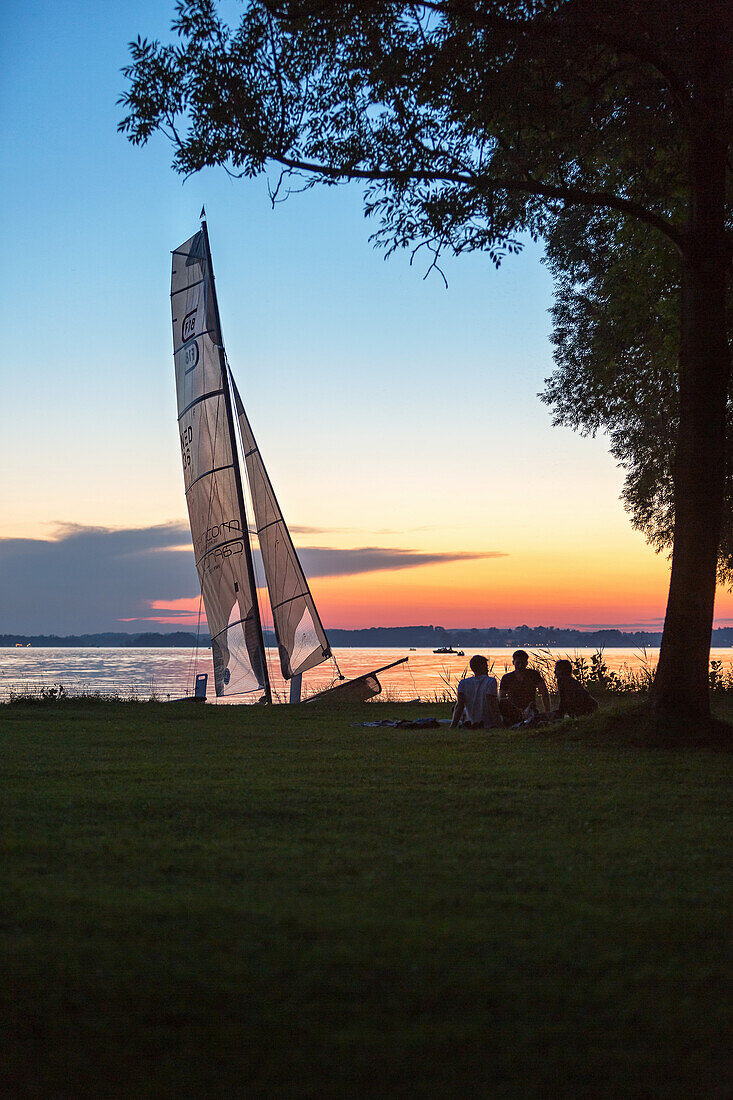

[0,632,208,648]
[326,625,733,649]
[4,627,733,649]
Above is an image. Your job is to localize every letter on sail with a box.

[171,232,266,696]
[231,377,332,680]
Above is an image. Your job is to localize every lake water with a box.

[1,645,731,703]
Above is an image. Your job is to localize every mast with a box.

[200,215,272,704]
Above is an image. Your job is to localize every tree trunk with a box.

[649,69,730,738]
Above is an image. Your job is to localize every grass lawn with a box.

[1,697,730,1098]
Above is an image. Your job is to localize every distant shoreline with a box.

[2,627,732,648]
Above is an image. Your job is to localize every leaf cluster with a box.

[541,204,733,582]
[119,0,699,263]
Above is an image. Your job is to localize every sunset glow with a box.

[130,547,733,632]
[2,4,730,639]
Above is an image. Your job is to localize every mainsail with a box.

[171,229,268,697]
[231,376,332,680]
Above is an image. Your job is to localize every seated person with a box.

[450,654,500,728]
[499,649,550,725]
[551,659,599,718]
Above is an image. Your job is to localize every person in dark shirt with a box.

[499,650,550,725]
[551,659,599,719]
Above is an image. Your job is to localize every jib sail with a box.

[232,376,332,680]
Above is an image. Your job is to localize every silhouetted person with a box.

[551,659,599,719]
[450,654,501,729]
[499,649,550,725]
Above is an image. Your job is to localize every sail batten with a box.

[178,390,225,418]
[186,462,236,494]
[209,616,254,643]
[171,230,267,697]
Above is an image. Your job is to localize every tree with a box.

[540,208,733,586]
[120,0,732,737]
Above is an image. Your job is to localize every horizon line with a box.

[4,623,733,638]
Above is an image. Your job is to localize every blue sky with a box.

[3,0,726,634]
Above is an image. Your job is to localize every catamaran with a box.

[171,216,406,703]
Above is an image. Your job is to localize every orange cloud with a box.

[137,549,733,631]
[142,597,202,625]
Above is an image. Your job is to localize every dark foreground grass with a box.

[1,699,730,1098]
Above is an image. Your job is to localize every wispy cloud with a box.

[261,523,450,537]
[296,546,505,577]
[0,524,507,633]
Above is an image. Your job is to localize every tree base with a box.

[645,702,731,749]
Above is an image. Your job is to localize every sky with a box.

[3,0,731,635]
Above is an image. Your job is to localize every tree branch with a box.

[267,153,686,250]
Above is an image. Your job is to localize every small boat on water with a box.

[433,646,465,656]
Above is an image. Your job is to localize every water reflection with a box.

[0,646,729,703]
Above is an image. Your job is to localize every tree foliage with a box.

[541,209,733,583]
[119,0,688,258]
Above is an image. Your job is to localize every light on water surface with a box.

[1,647,731,703]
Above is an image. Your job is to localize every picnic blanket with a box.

[359,717,446,729]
